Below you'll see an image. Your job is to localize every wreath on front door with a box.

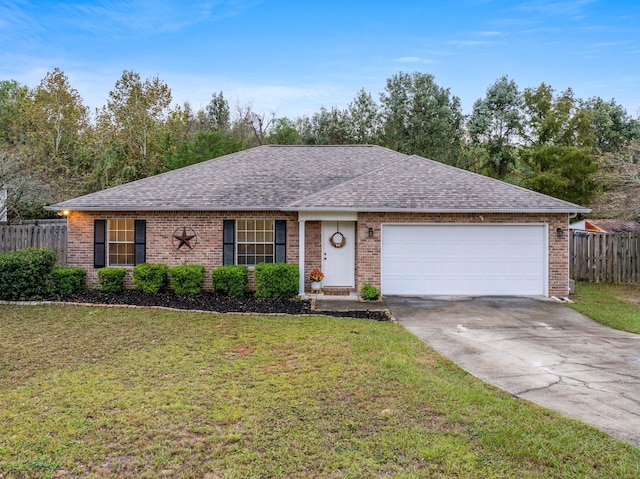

[330,231,346,248]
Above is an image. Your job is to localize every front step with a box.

[322,287,352,296]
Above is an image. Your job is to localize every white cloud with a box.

[167,74,349,118]
[393,57,435,64]
[54,0,264,39]
[446,40,494,46]
[476,31,506,36]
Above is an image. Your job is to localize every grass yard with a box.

[1,305,639,478]
[570,282,640,334]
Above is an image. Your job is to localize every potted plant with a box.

[309,269,324,293]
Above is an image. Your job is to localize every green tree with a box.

[519,145,598,205]
[178,101,206,136]
[0,80,28,146]
[25,69,90,174]
[523,84,593,147]
[6,69,92,200]
[380,72,464,165]
[583,97,640,153]
[467,76,524,179]
[95,70,172,184]
[205,91,230,132]
[165,129,242,170]
[265,117,300,144]
[344,88,381,144]
[300,107,350,145]
[517,83,609,206]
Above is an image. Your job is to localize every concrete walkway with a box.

[384,296,640,447]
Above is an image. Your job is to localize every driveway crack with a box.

[516,374,562,396]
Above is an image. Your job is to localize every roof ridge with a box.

[265,144,378,148]
[284,152,412,208]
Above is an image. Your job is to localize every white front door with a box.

[322,221,355,287]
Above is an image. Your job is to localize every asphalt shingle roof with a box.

[48,145,590,213]
[584,219,640,233]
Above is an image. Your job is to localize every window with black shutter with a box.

[134,220,146,265]
[275,220,286,263]
[94,219,106,268]
[94,219,146,267]
[225,219,286,266]
[223,219,235,266]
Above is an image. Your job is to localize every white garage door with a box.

[381,224,547,296]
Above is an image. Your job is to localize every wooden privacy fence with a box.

[0,221,67,264]
[570,230,640,283]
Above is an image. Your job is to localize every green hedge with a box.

[170,264,205,296]
[52,267,87,294]
[254,263,299,299]
[97,267,127,292]
[211,265,248,297]
[133,263,169,294]
[0,248,57,300]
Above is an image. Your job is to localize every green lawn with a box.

[569,282,640,334]
[1,305,638,478]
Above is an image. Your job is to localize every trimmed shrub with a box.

[132,263,169,294]
[0,248,57,300]
[361,282,381,301]
[254,262,299,299]
[170,264,205,296]
[52,267,87,294]
[211,265,248,297]
[98,267,127,292]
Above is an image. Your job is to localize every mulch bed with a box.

[49,290,391,321]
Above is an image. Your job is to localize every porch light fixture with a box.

[556,227,564,238]
[59,210,70,217]
[368,226,374,238]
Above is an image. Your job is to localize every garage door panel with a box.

[381,225,546,296]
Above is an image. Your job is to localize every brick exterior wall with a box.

[67,210,298,289]
[68,210,569,297]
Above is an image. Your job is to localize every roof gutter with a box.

[45,205,591,214]
[282,206,592,214]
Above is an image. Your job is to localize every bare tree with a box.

[231,102,275,147]
[0,151,53,222]
[591,140,640,219]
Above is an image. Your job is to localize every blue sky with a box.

[1,0,639,119]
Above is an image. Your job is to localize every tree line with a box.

[1,68,639,222]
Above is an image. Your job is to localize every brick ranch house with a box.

[47,145,590,297]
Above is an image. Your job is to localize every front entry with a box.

[322,221,355,287]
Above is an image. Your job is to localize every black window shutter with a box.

[94,219,106,268]
[275,220,286,263]
[223,220,235,265]
[134,220,146,265]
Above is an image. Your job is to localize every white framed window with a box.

[108,219,135,266]
[236,219,275,265]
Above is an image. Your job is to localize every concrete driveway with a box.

[384,296,640,447]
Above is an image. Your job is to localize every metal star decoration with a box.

[173,227,196,250]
